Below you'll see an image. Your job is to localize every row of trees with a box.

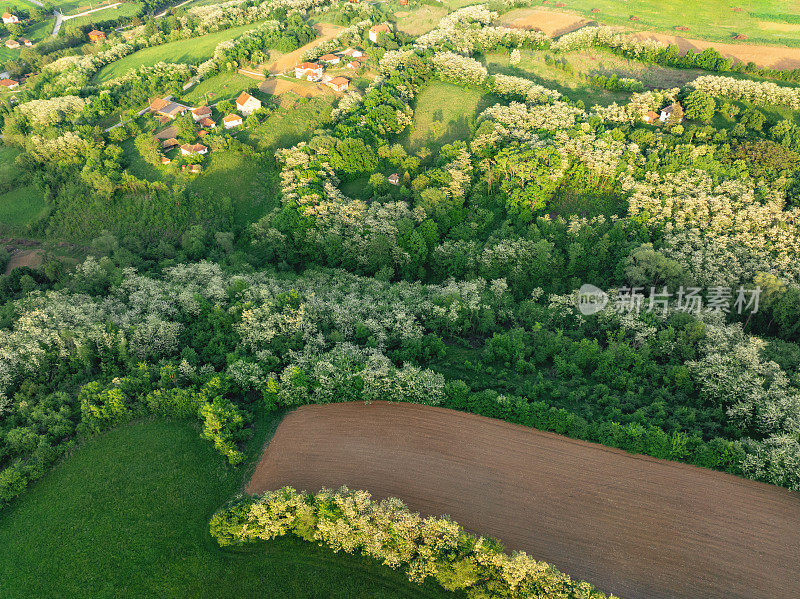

[211,486,615,598]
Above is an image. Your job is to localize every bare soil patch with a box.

[258,77,333,98]
[5,248,43,274]
[632,31,800,69]
[500,8,589,37]
[249,402,800,599]
[260,23,344,75]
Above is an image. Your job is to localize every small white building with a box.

[368,23,391,43]
[180,143,208,156]
[236,92,261,116]
[191,105,212,122]
[660,102,683,124]
[319,53,340,65]
[388,173,400,186]
[2,12,19,24]
[338,48,364,58]
[294,62,323,81]
[223,114,243,129]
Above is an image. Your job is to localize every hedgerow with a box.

[210,486,617,599]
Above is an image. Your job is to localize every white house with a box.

[368,23,391,43]
[319,53,340,65]
[294,62,323,81]
[191,105,212,122]
[325,76,349,93]
[0,78,19,90]
[223,114,243,129]
[659,102,683,124]
[236,91,261,116]
[2,12,19,24]
[338,48,363,58]
[388,173,400,186]
[180,143,208,156]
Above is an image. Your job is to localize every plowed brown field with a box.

[248,402,800,599]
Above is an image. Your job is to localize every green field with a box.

[0,417,457,599]
[394,5,448,36]
[406,81,488,151]
[95,22,263,82]
[493,0,800,47]
[0,185,49,235]
[181,72,258,104]
[61,1,143,33]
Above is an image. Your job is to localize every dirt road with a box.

[261,23,344,75]
[248,401,800,599]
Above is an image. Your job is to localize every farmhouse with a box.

[223,114,243,129]
[368,23,392,43]
[180,143,208,156]
[88,30,106,43]
[236,91,261,115]
[161,137,179,150]
[5,39,20,50]
[0,78,19,89]
[2,12,19,24]
[149,98,189,119]
[388,173,400,186]
[199,117,216,129]
[160,156,171,165]
[346,60,360,70]
[191,105,212,122]
[22,38,32,46]
[294,62,323,81]
[660,102,683,123]
[325,76,349,92]
[642,110,659,124]
[319,53,340,65]
[338,48,363,58]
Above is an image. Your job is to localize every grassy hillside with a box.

[95,22,264,82]
[0,417,457,599]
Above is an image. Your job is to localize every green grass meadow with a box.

[407,81,489,151]
[493,0,800,47]
[0,416,458,599]
[95,22,264,82]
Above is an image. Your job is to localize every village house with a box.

[642,111,659,124]
[235,91,261,115]
[388,173,400,186]
[161,137,179,151]
[191,105,212,122]
[2,12,19,24]
[319,53,340,65]
[160,156,171,165]
[346,60,360,70]
[22,38,32,46]
[368,23,392,43]
[88,30,106,43]
[149,97,189,119]
[338,48,363,58]
[0,78,19,90]
[5,39,20,50]
[199,117,216,129]
[294,62,323,81]
[223,114,243,129]
[660,102,683,123]
[325,76,349,93]
[180,143,208,156]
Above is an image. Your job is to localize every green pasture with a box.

[406,81,489,151]
[95,21,262,82]
[0,417,457,598]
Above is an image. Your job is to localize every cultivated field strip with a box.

[248,402,800,599]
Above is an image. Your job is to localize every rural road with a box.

[249,401,800,599]
[51,2,122,36]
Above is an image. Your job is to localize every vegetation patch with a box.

[407,82,487,151]
[0,419,452,599]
